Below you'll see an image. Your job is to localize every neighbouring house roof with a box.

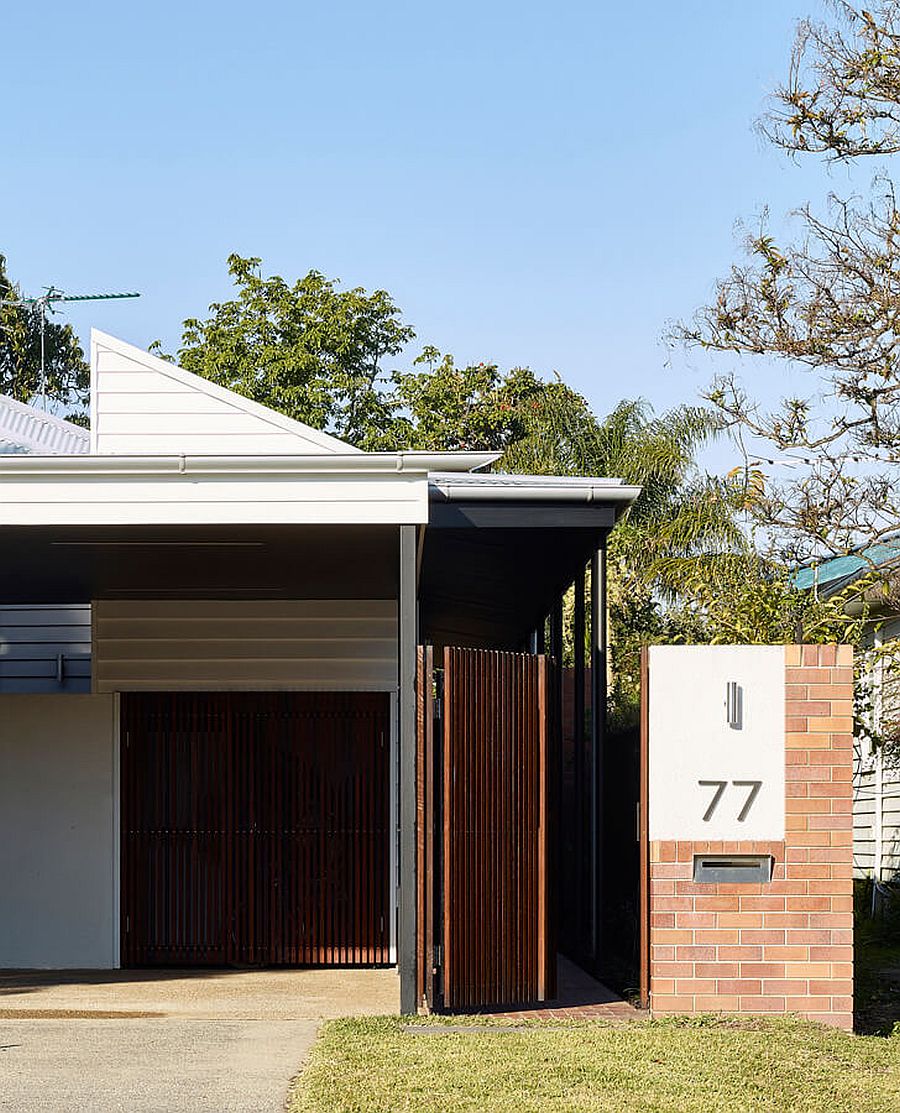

[794,541,900,597]
[0,394,90,455]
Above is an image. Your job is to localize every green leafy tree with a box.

[161,254,414,449]
[0,255,89,418]
[376,347,546,453]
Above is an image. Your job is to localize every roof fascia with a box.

[0,451,498,477]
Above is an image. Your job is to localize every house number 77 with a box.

[698,780,762,823]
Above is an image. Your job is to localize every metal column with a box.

[399,524,418,1013]
[590,543,607,967]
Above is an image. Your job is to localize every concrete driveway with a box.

[0,968,398,1113]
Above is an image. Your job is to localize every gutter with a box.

[0,451,500,478]
[430,482,642,504]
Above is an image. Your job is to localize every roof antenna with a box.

[0,286,140,409]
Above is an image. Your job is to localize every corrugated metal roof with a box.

[794,542,900,594]
[0,394,89,455]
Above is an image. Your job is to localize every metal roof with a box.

[792,538,898,601]
[0,395,89,456]
[794,541,900,596]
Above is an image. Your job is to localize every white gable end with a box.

[90,330,358,455]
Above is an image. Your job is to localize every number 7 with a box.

[698,780,727,822]
[732,780,762,822]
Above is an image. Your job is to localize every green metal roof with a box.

[795,542,900,594]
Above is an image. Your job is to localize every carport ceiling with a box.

[0,524,400,602]
[420,524,608,651]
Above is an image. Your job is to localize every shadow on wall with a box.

[854,878,900,1035]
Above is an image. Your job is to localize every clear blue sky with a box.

[2,1,856,436]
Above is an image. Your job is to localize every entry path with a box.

[0,968,399,1113]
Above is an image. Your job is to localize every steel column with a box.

[399,524,418,1013]
[590,543,607,966]
[573,563,587,956]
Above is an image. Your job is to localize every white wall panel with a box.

[648,645,786,842]
[0,473,428,526]
[0,695,117,968]
[94,599,398,692]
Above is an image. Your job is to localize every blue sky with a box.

[1,1,861,446]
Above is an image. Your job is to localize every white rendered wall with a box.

[0,695,117,968]
[648,645,786,842]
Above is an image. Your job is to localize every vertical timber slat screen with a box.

[440,648,555,1010]
[121,692,391,967]
[416,646,437,1011]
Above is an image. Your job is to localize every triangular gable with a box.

[90,330,359,455]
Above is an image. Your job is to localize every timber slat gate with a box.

[417,647,557,1011]
[121,691,391,967]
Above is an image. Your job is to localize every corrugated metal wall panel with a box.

[0,604,91,693]
[94,600,397,692]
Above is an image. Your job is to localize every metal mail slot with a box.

[692,854,773,884]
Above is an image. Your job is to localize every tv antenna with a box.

[0,285,140,409]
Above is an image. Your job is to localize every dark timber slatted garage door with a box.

[120,692,391,967]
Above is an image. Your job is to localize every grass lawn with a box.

[288,1015,900,1113]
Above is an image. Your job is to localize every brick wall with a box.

[649,645,854,1029]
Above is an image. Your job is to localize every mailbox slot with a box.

[692,854,773,884]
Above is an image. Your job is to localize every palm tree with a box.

[501,387,747,720]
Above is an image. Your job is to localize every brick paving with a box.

[475,956,645,1021]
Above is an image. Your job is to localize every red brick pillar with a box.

[648,645,854,1029]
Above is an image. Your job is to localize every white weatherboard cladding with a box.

[90,330,355,456]
[648,645,786,841]
[93,599,398,692]
[0,694,117,968]
[853,765,900,880]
